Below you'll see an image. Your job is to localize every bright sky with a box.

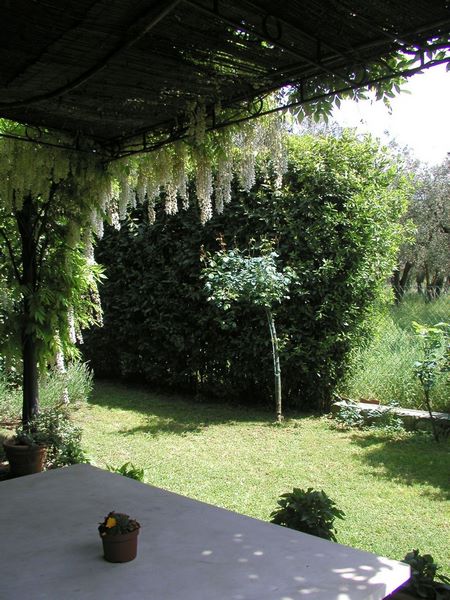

[332,63,450,165]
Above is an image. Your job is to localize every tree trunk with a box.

[22,314,39,424]
[265,307,283,422]
[17,194,40,425]
[416,270,425,295]
[423,387,440,443]
[391,261,413,303]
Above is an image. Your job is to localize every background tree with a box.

[393,156,449,302]
[413,160,450,299]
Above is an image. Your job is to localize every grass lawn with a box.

[76,380,450,576]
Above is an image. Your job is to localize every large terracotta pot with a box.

[100,528,140,563]
[3,440,47,477]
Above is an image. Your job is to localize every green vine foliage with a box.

[84,133,409,411]
[0,188,105,367]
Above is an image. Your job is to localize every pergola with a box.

[1,1,449,159]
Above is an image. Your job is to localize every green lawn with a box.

[76,381,450,576]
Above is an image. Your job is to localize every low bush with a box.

[14,407,87,468]
[107,462,145,482]
[270,487,345,541]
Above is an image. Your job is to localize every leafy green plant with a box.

[333,401,404,432]
[98,511,140,536]
[412,322,449,442]
[270,487,345,541]
[403,550,450,599]
[14,408,87,468]
[364,405,405,432]
[203,245,294,421]
[333,401,365,429]
[107,462,144,482]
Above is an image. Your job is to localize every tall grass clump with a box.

[341,294,449,412]
[0,361,93,422]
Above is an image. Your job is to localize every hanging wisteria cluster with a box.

[0,108,288,241]
[106,106,289,227]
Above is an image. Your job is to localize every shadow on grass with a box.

[350,430,450,500]
[88,380,282,437]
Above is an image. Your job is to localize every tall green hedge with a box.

[84,134,408,411]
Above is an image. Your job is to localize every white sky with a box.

[332,63,449,165]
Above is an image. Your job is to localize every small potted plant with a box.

[98,511,141,563]
[2,424,48,477]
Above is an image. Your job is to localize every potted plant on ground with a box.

[99,511,141,563]
[2,407,86,477]
[3,423,48,477]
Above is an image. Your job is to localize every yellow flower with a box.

[105,517,117,528]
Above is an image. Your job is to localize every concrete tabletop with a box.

[0,464,409,600]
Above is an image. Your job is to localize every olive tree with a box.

[394,157,449,301]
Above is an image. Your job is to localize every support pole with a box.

[265,307,283,422]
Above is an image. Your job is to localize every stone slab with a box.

[0,464,410,600]
[332,401,450,429]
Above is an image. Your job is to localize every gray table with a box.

[1,464,409,599]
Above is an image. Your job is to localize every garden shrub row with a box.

[84,134,408,411]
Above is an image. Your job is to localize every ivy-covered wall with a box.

[83,134,408,411]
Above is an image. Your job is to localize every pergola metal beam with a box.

[0,0,182,110]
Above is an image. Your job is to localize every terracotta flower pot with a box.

[3,440,47,477]
[101,528,140,563]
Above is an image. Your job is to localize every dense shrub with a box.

[84,134,408,411]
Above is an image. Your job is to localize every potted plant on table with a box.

[99,511,141,563]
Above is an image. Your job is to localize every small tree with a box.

[412,321,449,442]
[203,246,294,421]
